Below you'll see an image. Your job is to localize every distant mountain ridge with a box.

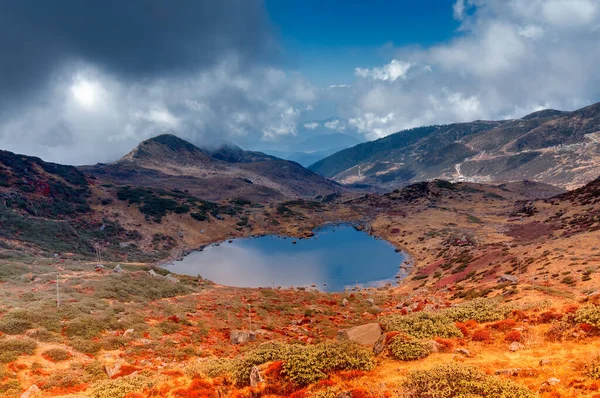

[80,134,342,201]
[309,102,600,190]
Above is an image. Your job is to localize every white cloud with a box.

[324,119,346,132]
[303,122,319,129]
[355,59,412,81]
[346,0,600,139]
[0,55,316,164]
[518,25,544,39]
[453,0,466,20]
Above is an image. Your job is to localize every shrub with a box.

[71,338,102,355]
[402,363,535,397]
[445,298,508,322]
[231,341,375,387]
[387,335,431,361]
[379,312,462,339]
[575,305,600,328]
[490,319,517,332]
[28,328,60,342]
[65,316,107,339]
[586,356,600,379]
[0,338,37,363]
[504,331,522,342]
[158,320,181,335]
[0,315,32,335]
[42,348,71,362]
[471,329,492,342]
[90,373,155,398]
[188,358,235,379]
[282,341,375,386]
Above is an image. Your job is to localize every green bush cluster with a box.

[387,334,432,361]
[444,298,509,322]
[231,341,375,387]
[190,358,235,378]
[379,312,462,339]
[90,373,155,398]
[402,363,535,397]
[42,348,71,362]
[575,305,600,328]
[0,338,37,363]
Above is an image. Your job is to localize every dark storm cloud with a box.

[0,0,273,103]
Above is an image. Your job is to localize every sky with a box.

[0,0,599,165]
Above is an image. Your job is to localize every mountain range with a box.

[80,134,342,201]
[310,102,600,190]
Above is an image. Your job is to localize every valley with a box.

[2,135,600,397]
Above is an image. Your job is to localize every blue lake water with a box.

[163,224,405,292]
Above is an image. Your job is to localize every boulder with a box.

[337,323,382,346]
[105,362,122,378]
[373,334,386,356]
[454,348,471,357]
[123,329,135,337]
[113,264,123,273]
[508,342,525,352]
[20,385,40,398]
[230,330,256,345]
[250,366,264,387]
[365,298,375,306]
[541,377,560,387]
[539,358,551,366]
[498,274,518,284]
[165,274,180,283]
[341,298,350,307]
[148,270,164,279]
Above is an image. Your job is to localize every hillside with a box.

[310,102,600,190]
[80,134,343,202]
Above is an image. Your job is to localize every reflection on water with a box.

[163,224,405,292]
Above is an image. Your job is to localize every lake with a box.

[163,224,406,292]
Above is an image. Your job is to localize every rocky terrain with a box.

[81,134,344,202]
[310,102,600,190]
[2,139,600,397]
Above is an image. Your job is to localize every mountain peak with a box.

[121,134,213,165]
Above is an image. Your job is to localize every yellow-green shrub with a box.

[445,298,508,322]
[387,335,431,361]
[586,356,600,379]
[42,347,71,362]
[231,341,375,386]
[379,312,462,339]
[402,363,535,397]
[575,305,600,328]
[90,373,155,398]
[0,338,37,363]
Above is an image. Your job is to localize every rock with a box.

[20,384,40,398]
[365,298,375,306]
[454,348,471,357]
[148,270,164,279]
[250,366,263,387]
[341,298,350,307]
[373,334,386,356]
[508,342,525,352]
[498,274,518,284]
[495,368,521,376]
[370,306,383,314]
[539,358,551,366]
[230,330,256,345]
[426,340,442,353]
[123,329,134,337]
[113,264,123,273]
[165,274,180,283]
[541,377,560,387]
[95,264,104,270]
[337,323,382,346]
[105,362,122,378]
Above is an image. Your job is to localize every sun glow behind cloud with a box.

[70,77,103,110]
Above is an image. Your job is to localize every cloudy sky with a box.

[1,0,599,164]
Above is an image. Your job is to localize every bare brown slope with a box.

[311,102,600,190]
